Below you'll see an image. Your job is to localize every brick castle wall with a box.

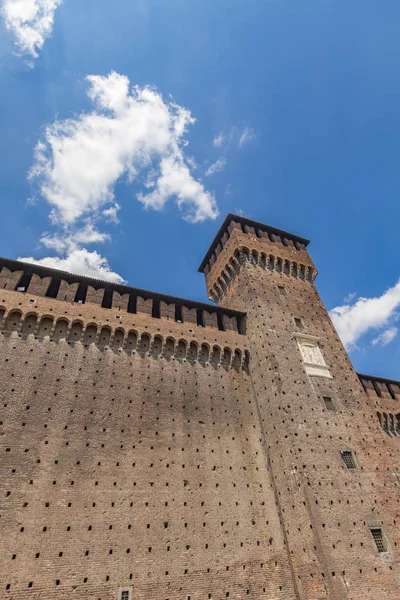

[1,213,399,600]
[0,289,297,600]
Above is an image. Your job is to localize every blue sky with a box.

[1,0,400,378]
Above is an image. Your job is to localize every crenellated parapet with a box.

[198,214,317,303]
[0,257,246,335]
[208,245,317,303]
[0,292,249,370]
[358,372,400,402]
[358,373,400,438]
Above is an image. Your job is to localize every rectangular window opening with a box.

[237,315,246,335]
[101,289,113,309]
[386,383,397,401]
[323,397,335,412]
[127,294,137,314]
[196,309,204,327]
[370,528,387,553]
[217,313,225,332]
[15,273,32,293]
[175,305,183,323]
[277,285,285,295]
[372,380,382,398]
[74,283,88,304]
[152,299,160,319]
[341,451,357,469]
[294,317,303,329]
[46,278,61,298]
[359,378,367,393]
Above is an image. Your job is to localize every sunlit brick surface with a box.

[1,214,399,599]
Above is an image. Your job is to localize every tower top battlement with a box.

[198,213,310,274]
[199,214,315,304]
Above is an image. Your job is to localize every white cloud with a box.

[213,133,224,147]
[29,71,218,225]
[372,327,398,347]
[225,184,232,196]
[138,155,217,222]
[238,127,255,147]
[344,291,356,303]
[40,223,110,253]
[103,204,120,224]
[19,248,125,284]
[1,0,63,58]
[24,72,220,286]
[205,157,227,177]
[329,280,400,349]
[186,156,198,170]
[213,127,255,150]
[234,208,248,217]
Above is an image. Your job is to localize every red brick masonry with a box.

[0,214,399,600]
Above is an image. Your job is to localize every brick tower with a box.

[199,214,400,600]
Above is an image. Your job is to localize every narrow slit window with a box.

[74,283,87,304]
[196,309,204,327]
[127,294,137,314]
[387,383,396,401]
[237,315,245,335]
[101,289,113,309]
[372,380,382,398]
[370,528,387,553]
[175,305,183,323]
[340,451,356,469]
[152,299,160,319]
[16,273,32,292]
[323,397,335,411]
[46,278,61,298]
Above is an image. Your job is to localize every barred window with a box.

[340,451,356,469]
[119,590,130,600]
[370,528,387,553]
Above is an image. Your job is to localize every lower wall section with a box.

[0,330,296,600]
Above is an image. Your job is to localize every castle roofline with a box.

[357,372,400,387]
[0,256,245,320]
[198,213,310,273]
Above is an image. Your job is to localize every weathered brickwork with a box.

[0,213,399,600]
[202,215,400,600]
